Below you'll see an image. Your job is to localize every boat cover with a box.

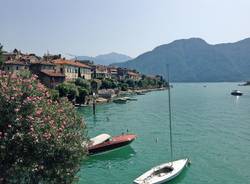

[90,134,111,146]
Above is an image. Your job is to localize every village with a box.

[1,49,167,105]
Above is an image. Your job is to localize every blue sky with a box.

[1,0,250,58]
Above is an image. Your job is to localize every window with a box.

[16,66,19,70]
[7,67,9,70]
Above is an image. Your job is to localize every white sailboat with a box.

[134,66,190,184]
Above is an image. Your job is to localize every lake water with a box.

[77,83,250,184]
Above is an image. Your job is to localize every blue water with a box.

[77,83,250,184]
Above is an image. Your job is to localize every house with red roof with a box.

[53,59,92,80]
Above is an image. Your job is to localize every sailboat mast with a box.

[167,65,173,162]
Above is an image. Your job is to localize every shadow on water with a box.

[167,166,190,184]
[85,146,136,164]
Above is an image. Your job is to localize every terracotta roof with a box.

[4,60,29,65]
[41,70,65,77]
[30,60,55,65]
[53,59,91,69]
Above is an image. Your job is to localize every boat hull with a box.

[231,92,243,96]
[88,134,136,155]
[134,158,189,184]
[113,99,127,104]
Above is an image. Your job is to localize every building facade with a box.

[92,65,110,79]
[2,61,29,74]
[40,70,65,88]
[53,59,92,80]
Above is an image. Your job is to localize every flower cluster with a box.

[0,72,87,183]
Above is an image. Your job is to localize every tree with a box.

[56,83,69,97]
[67,84,79,102]
[0,44,3,68]
[76,87,89,104]
[90,79,101,93]
[125,79,135,88]
[56,83,79,102]
[100,79,116,89]
[0,73,87,183]
[75,78,90,91]
[119,83,128,91]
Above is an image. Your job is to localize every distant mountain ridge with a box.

[75,52,132,65]
[114,38,250,82]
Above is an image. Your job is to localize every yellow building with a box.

[53,59,92,80]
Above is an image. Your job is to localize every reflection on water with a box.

[85,146,136,166]
[168,165,191,184]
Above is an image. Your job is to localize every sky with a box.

[1,0,250,58]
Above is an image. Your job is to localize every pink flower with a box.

[36,109,43,116]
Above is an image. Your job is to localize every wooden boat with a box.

[113,98,127,104]
[87,133,136,155]
[123,97,137,101]
[133,159,189,184]
[136,91,146,95]
[231,90,243,96]
[134,65,189,184]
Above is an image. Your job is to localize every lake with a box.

[77,83,250,184]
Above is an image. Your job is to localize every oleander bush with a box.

[0,72,87,184]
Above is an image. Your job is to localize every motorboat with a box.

[231,90,243,96]
[123,97,137,101]
[133,159,189,184]
[87,133,136,155]
[136,91,146,95]
[113,98,127,104]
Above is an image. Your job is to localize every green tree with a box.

[56,83,69,97]
[0,74,87,184]
[125,79,135,88]
[56,83,79,102]
[138,80,147,88]
[119,83,128,91]
[67,84,79,102]
[0,44,3,68]
[90,79,101,93]
[76,87,89,104]
[75,78,90,90]
[100,79,117,89]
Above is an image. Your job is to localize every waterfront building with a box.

[92,65,110,79]
[127,71,141,80]
[53,59,92,80]
[117,68,141,80]
[107,66,118,79]
[39,69,65,88]
[29,61,56,76]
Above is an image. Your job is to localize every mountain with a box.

[76,52,132,65]
[114,38,250,82]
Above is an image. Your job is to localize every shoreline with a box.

[75,87,167,107]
